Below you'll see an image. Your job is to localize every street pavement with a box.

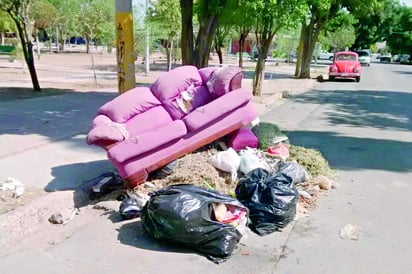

[0,57,324,273]
[262,62,412,273]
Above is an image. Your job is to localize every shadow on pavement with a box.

[293,89,412,131]
[285,130,412,172]
[117,220,199,256]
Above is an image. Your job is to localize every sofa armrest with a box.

[98,87,162,123]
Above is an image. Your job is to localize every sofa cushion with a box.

[150,66,203,120]
[198,67,216,83]
[206,66,243,99]
[126,105,173,137]
[98,87,161,123]
[182,87,252,132]
[108,120,187,163]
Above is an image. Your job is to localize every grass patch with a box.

[289,145,333,178]
[251,122,287,149]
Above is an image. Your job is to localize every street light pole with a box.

[145,0,150,74]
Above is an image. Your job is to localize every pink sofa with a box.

[86,65,258,187]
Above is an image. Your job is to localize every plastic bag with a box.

[235,168,298,236]
[141,184,247,263]
[228,128,258,151]
[275,161,308,184]
[239,147,270,174]
[210,148,240,182]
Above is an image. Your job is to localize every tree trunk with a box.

[194,15,218,68]
[1,32,4,45]
[215,44,223,65]
[253,33,275,96]
[180,0,193,65]
[35,29,41,60]
[295,22,305,77]
[238,28,250,68]
[12,15,41,91]
[165,40,171,71]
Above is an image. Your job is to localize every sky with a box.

[402,0,412,6]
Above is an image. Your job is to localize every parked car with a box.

[66,37,86,45]
[329,51,362,82]
[356,50,371,66]
[318,50,334,61]
[380,53,392,63]
[399,54,411,64]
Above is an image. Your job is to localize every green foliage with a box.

[289,145,333,178]
[251,122,287,150]
[31,0,57,29]
[320,25,356,51]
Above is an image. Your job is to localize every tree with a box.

[386,5,412,56]
[148,0,181,70]
[0,9,15,45]
[248,0,307,96]
[180,0,232,68]
[295,0,380,79]
[352,0,398,49]
[30,0,57,58]
[320,25,356,51]
[0,0,41,91]
[75,0,113,53]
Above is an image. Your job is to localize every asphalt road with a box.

[261,62,412,273]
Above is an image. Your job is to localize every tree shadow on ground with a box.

[284,130,412,172]
[0,87,76,102]
[243,70,294,80]
[292,89,412,131]
[394,70,412,76]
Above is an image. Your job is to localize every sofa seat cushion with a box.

[150,65,204,120]
[108,120,187,163]
[182,87,252,132]
[98,87,162,123]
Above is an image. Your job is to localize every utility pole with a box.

[115,0,136,94]
[145,0,150,74]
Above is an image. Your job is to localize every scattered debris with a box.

[339,224,360,240]
[48,208,80,225]
[1,177,25,198]
[49,213,64,224]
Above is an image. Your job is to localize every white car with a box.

[318,50,334,61]
[357,50,371,66]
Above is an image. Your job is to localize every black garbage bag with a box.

[235,168,298,236]
[141,184,246,264]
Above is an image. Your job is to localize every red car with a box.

[329,51,362,82]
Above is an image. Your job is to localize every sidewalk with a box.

[0,56,322,272]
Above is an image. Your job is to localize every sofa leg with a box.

[124,169,149,188]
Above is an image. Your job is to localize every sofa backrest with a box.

[150,65,210,120]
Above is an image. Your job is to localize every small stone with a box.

[339,224,360,240]
[313,175,332,190]
[49,213,64,224]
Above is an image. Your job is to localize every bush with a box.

[251,122,287,150]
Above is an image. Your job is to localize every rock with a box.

[339,224,360,240]
[143,182,155,189]
[306,185,320,195]
[312,175,333,190]
[49,213,64,224]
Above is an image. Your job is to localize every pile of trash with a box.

[97,123,337,263]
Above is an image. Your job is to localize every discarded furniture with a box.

[86,65,259,187]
